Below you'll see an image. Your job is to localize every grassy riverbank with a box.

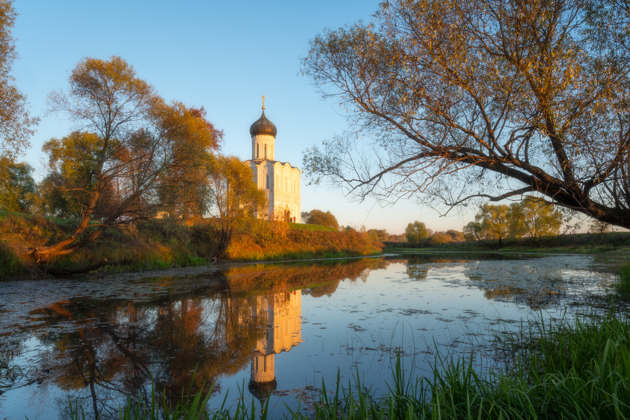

[386,232,630,268]
[386,231,630,253]
[0,211,381,280]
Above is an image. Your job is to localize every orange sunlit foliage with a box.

[33,56,221,263]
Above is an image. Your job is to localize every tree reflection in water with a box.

[17,258,386,419]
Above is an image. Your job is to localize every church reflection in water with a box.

[245,290,302,403]
[2,259,388,419]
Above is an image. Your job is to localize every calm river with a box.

[0,254,616,419]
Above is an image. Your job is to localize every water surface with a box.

[0,254,616,419]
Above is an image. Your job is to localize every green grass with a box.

[617,264,630,298]
[313,310,630,419]
[0,243,24,280]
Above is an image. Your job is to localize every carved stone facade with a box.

[246,102,302,222]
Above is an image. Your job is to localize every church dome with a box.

[250,110,277,137]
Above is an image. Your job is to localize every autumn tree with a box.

[510,197,563,241]
[303,209,339,229]
[446,230,465,242]
[303,0,630,230]
[463,221,482,242]
[405,221,429,244]
[39,132,119,219]
[430,232,453,244]
[0,1,37,159]
[367,228,390,242]
[475,204,511,246]
[205,155,267,258]
[155,106,222,219]
[31,56,220,263]
[0,157,35,212]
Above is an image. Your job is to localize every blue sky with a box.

[12,0,471,234]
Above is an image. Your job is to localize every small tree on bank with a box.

[405,221,429,245]
[303,209,339,230]
[430,232,453,244]
[205,155,267,258]
[510,198,563,242]
[465,198,564,246]
[475,204,511,247]
[463,221,482,242]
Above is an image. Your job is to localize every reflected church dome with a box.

[248,378,277,405]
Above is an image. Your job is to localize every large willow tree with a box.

[303,0,630,229]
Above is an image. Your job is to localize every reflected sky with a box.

[0,255,616,419]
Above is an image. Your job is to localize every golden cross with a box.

[262,95,266,110]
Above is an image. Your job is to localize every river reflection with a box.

[0,255,615,419]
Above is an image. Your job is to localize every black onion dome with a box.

[249,110,277,137]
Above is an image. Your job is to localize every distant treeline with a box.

[386,231,630,252]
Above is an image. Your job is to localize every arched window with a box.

[264,144,267,158]
[256,144,259,158]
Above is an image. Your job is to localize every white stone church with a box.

[246,100,301,223]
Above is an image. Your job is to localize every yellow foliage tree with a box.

[475,204,511,247]
[510,198,563,241]
[32,57,220,264]
[0,1,37,159]
[206,155,267,258]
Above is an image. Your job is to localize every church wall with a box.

[272,162,301,223]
